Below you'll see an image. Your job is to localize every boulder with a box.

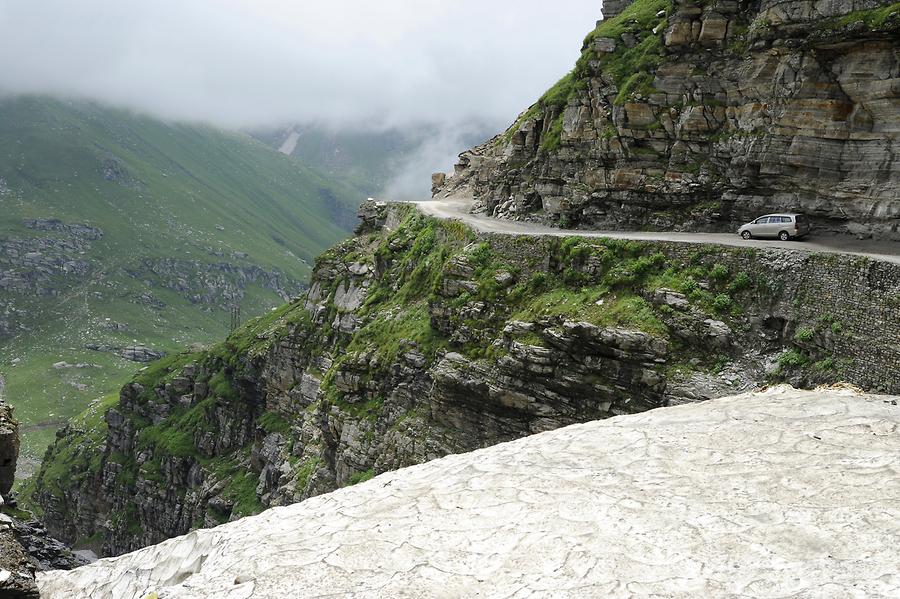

[431,172,447,195]
[120,346,165,363]
[652,288,690,311]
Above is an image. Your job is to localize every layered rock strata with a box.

[436,0,900,239]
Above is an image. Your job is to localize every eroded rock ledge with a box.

[28,202,900,559]
[37,386,900,599]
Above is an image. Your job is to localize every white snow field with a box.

[38,385,900,598]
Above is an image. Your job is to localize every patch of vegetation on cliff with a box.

[541,116,567,152]
[516,290,668,336]
[434,235,760,349]
[771,314,853,385]
[817,2,900,31]
[501,72,581,147]
[330,392,385,421]
[25,323,267,512]
[132,352,202,396]
[258,411,291,435]
[216,299,313,363]
[610,38,664,105]
[22,393,120,508]
[332,209,470,374]
[508,240,670,333]
[501,0,669,148]
[587,0,669,42]
[395,245,700,368]
[582,0,669,102]
[350,305,444,366]
[349,468,375,485]
[217,461,264,518]
[293,457,323,491]
[137,399,218,459]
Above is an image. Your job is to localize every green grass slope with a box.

[0,96,359,475]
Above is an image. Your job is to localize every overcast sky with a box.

[0,0,602,131]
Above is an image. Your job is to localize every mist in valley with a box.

[0,0,602,194]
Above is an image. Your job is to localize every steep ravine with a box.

[28,201,900,557]
[435,0,900,239]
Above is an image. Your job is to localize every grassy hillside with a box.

[0,96,359,475]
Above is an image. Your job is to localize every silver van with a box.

[738,214,810,241]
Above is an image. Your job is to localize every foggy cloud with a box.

[0,1,601,129]
[0,1,603,195]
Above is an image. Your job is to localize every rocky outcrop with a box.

[436,0,900,239]
[0,525,39,599]
[0,227,94,298]
[30,202,900,557]
[23,219,103,241]
[119,346,166,363]
[0,216,304,344]
[2,524,87,597]
[36,386,900,599]
[601,0,635,20]
[0,399,17,497]
[1,400,86,598]
[129,258,301,308]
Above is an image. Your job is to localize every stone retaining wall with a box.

[478,228,900,393]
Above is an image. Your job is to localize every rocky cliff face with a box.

[436,0,900,239]
[0,398,17,497]
[1,399,85,598]
[0,221,96,340]
[29,201,900,557]
[0,217,299,344]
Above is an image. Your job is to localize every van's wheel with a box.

[779,231,790,241]
[741,231,752,240]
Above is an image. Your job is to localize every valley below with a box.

[0,97,359,476]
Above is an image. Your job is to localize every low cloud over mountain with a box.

[0,0,600,131]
